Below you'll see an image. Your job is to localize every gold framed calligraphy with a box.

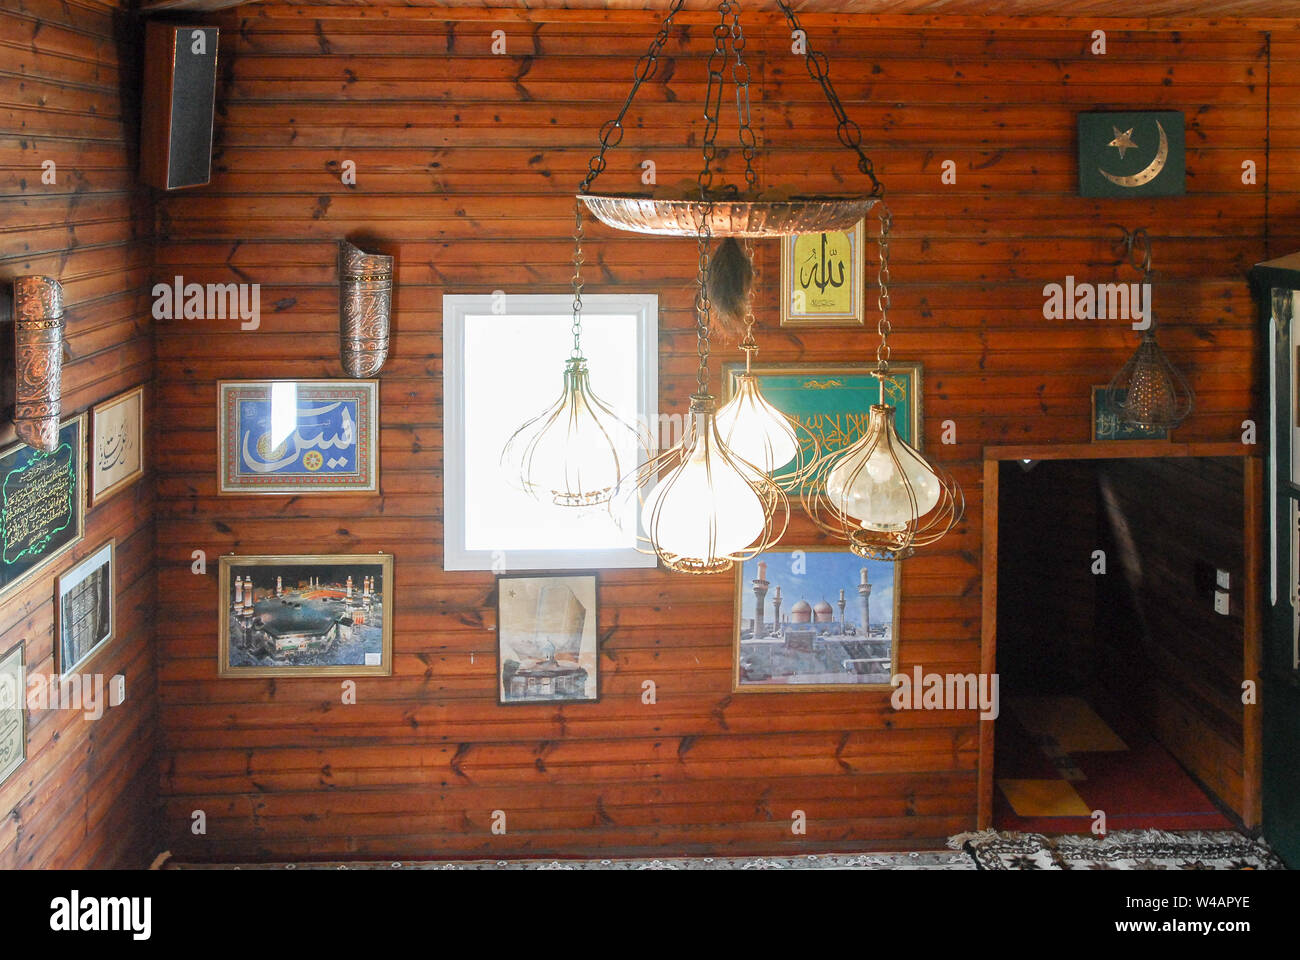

[780,219,865,327]
[90,386,145,506]
[218,380,379,495]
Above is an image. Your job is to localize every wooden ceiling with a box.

[141,0,1300,20]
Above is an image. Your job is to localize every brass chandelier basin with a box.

[578,193,879,238]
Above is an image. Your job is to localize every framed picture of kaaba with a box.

[721,362,922,489]
[1090,386,1170,442]
[218,553,393,677]
[497,573,599,705]
[780,220,865,326]
[0,414,85,603]
[0,642,25,788]
[90,385,145,506]
[733,546,899,692]
[217,380,378,495]
[55,539,114,674]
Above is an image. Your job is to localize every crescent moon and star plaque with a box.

[1078,111,1185,197]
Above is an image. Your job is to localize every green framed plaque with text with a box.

[0,415,85,601]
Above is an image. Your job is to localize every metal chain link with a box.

[578,0,687,195]
[874,202,892,378]
[698,0,733,198]
[773,0,884,197]
[570,199,586,359]
[740,235,758,371]
[695,213,715,396]
[725,0,758,193]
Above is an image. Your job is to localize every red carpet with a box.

[994,695,1233,834]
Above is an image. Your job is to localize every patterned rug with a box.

[161,851,975,870]
[952,829,1286,870]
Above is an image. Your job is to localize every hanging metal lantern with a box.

[1104,229,1194,431]
[804,207,964,561]
[713,239,819,487]
[12,275,65,453]
[614,207,789,574]
[501,201,648,507]
[338,240,392,378]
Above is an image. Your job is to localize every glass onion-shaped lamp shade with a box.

[806,403,962,561]
[714,373,816,487]
[623,395,789,574]
[501,357,644,507]
[1106,330,1194,431]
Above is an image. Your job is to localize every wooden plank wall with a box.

[153,5,1285,860]
[0,0,158,868]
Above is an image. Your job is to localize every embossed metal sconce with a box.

[338,241,392,378]
[12,276,65,453]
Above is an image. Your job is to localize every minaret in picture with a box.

[751,560,769,636]
[363,576,371,601]
[346,575,353,599]
[243,577,254,615]
[858,567,872,634]
[234,577,243,608]
[838,588,847,629]
[772,585,782,631]
[276,575,283,597]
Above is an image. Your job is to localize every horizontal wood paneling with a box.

[0,0,158,868]
[154,6,1272,860]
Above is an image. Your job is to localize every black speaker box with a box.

[140,23,219,191]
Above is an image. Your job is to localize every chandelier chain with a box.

[874,202,892,378]
[570,199,586,359]
[579,0,687,195]
[773,0,884,198]
[725,0,759,193]
[740,235,758,372]
[698,0,733,198]
[695,213,715,395]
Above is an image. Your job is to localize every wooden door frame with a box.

[978,441,1263,829]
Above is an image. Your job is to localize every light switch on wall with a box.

[1214,590,1230,616]
[1216,568,1231,590]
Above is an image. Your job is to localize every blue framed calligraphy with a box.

[0,414,85,601]
[218,380,379,494]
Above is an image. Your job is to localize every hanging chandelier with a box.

[804,206,964,561]
[616,203,789,574]
[500,200,648,507]
[1105,228,1195,432]
[713,238,819,487]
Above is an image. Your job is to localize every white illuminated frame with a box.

[442,293,658,571]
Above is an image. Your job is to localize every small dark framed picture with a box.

[497,574,599,705]
[1091,386,1170,442]
[56,539,115,674]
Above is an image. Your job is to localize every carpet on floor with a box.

[161,851,975,870]
[952,828,1286,870]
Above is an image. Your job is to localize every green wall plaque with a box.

[1078,111,1185,197]
[0,415,84,600]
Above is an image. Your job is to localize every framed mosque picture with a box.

[733,547,899,692]
[780,220,865,326]
[497,574,599,705]
[722,362,921,489]
[218,553,393,677]
[217,380,378,495]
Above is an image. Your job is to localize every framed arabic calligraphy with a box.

[217,380,379,495]
[1090,386,1169,442]
[56,539,114,674]
[90,386,144,506]
[780,219,865,326]
[0,414,85,603]
[0,642,24,789]
[722,362,921,489]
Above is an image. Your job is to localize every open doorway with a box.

[982,448,1261,834]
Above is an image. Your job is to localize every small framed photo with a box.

[0,642,25,788]
[734,546,899,692]
[1091,386,1170,442]
[91,385,145,505]
[55,540,115,674]
[218,380,379,495]
[780,219,865,326]
[497,574,598,704]
[219,554,393,677]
